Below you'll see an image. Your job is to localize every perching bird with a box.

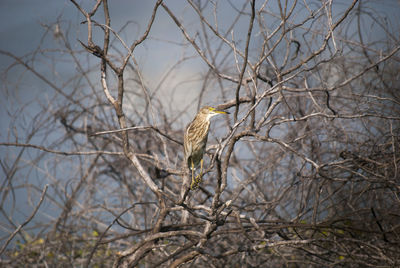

[184,106,229,190]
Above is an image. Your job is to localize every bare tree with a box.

[1,0,399,267]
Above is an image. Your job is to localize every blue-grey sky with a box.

[0,1,247,123]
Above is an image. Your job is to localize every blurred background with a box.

[1,0,400,266]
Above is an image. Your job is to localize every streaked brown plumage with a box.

[184,106,229,189]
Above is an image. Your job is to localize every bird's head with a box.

[200,106,230,120]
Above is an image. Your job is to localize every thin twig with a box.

[91,126,182,145]
[0,184,48,256]
[85,202,156,268]
[0,143,123,156]
[234,0,255,122]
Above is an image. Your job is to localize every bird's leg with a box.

[190,160,197,190]
[198,158,203,183]
[191,159,203,190]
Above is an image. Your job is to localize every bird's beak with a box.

[214,109,230,114]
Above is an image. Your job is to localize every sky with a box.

[0,0,246,124]
[2,0,398,118]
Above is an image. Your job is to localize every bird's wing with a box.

[184,124,193,159]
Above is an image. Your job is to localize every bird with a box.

[184,106,229,190]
